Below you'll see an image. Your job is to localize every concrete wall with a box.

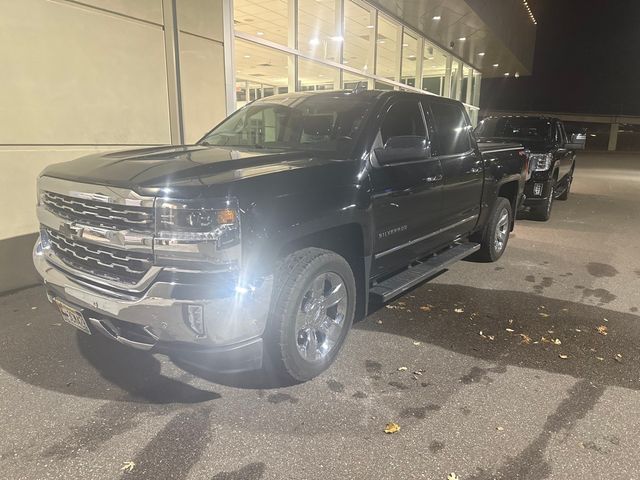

[0,0,229,292]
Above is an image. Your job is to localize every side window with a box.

[380,100,426,145]
[560,123,569,144]
[427,101,471,156]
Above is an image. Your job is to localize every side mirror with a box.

[374,136,429,166]
[566,132,586,150]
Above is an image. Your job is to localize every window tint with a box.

[474,117,552,141]
[428,101,471,155]
[380,100,426,145]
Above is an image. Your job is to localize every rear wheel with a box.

[475,197,513,262]
[264,248,356,382]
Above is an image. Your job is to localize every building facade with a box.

[0,0,535,292]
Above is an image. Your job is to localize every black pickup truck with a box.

[475,115,585,220]
[33,90,526,381]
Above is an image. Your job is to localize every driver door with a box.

[370,97,445,278]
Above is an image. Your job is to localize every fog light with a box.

[184,305,205,336]
[533,183,543,196]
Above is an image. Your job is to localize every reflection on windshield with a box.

[475,117,552,141]
[199,94,372,155]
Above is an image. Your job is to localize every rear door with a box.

[370,96,444,278]
[422,98,483,243]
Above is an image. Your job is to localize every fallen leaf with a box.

[31,306,37,310]
[496,426,504,431]
[384,422,400,434]
[575,329,582,333]
[541,336,551,344]
[508,319,514,325]
[413,370,424,376]
[397,367,408,371]
[614,353,623,363]
[397,302,406,306]
[519,334,532,345]
[539,313,550,318]
[448,474,459,480]
[413,341,421,346]
[121,461,136,473]
[420,306,432,312]
[596,325,608,336]
[505,328,515,333]
[487,335,495,341]
[559,354,569,359]
[454,308,464,313]
[479,330,486,338]
[552,338,562,345]
[596,357,604,361]
[547,330,554,334]
[603,318,609,322]
[376,320,383,325]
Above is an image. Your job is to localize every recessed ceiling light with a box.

[493,63,499,67]
[330,35,344,42]
[458,37,466,41]
[378,40,385,44]
[256,31,264,36]
[433,15,441,20]
[478,52,485,56]
[243,54,251,58]
[402,43,409,47]
[366,25,374,29]
[309,38,320,46]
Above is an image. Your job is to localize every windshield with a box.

[199,94,373,155]
[475,117,552,141]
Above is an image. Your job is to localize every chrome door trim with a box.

[374,214,479,259]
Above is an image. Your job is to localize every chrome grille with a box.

[42,191,154,232]
[46,228,153,285]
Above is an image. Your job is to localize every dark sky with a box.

[480,0,640,116]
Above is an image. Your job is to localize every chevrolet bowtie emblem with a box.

[60,222,83,238]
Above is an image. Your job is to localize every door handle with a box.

[467,167,482,174]
[425,174,443,183]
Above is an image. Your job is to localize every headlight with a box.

[529,153,552,171]
[154,198,241,269]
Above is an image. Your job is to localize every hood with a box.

[40,145,359,197]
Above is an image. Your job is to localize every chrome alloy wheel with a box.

[295,272,348,362]
[494,208,510,253]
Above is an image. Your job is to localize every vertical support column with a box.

[162,0,184,144]
[222,0,236,114]
[415,37,424,92]
[367,9,377,89]
[455,61,463,100]
[287,0,298,93]
[334,0,344,89]
[395,26,403,86]
[472,72,482,106]
[443,55,452,98]
[465,67,472,104]
[608,123,619,151]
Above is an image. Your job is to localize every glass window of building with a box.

[234,0,289,47]
[460,65,473,103]
[343,0,374,73]
[400,30,418,87]
[450,59,461,100]
[375,14,400,82]
[422,41,447,95]
[298,0,341,62]
[343,70,370,90]
[298,58,340,92]
[235,40,291,108]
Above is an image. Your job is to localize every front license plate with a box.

[54,299,91,335]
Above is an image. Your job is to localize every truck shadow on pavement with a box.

[363,282,640,391]
[0,283,638,402]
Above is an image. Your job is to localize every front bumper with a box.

[33,239,273,372]
[522,176,553,207]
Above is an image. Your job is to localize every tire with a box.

[264,247,356,382]
[531,183,555,221]
[557,168,573,201]
[475,197,513,262]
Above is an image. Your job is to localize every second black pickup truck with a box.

[475,115,585,220]
[34,90,526,381]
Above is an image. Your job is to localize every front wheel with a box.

[264,248,356,382]
[474,197,513,262]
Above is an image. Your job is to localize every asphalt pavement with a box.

[1,152,639,480]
